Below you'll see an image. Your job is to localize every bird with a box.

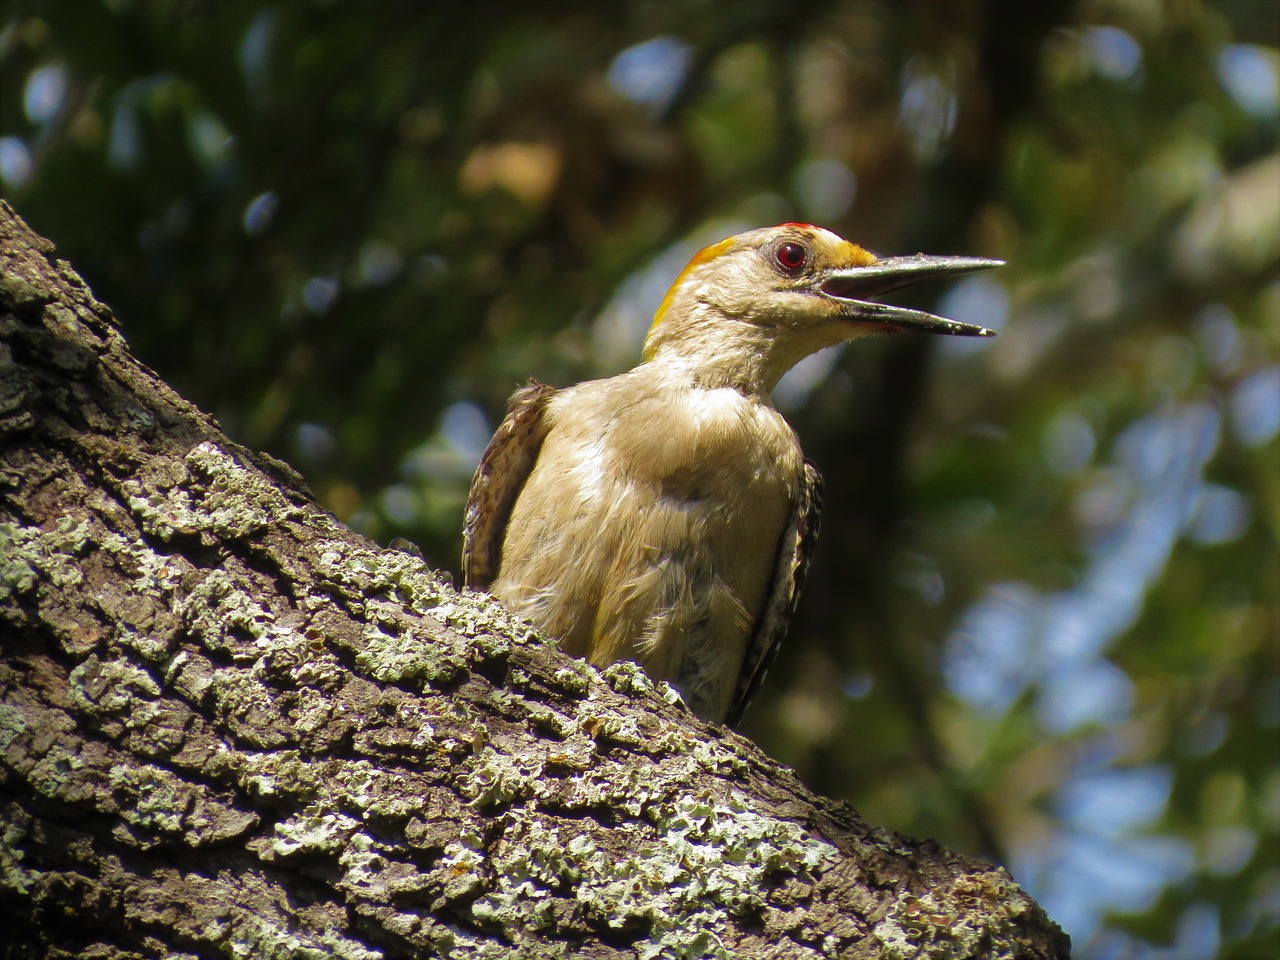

[463,223,1001,724]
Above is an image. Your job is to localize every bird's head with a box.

[641,223,1002,392]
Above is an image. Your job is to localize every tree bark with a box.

[0,202,1069,959]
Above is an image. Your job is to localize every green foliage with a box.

[2,1,1276,956]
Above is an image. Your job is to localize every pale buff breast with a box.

[491,365,803,719]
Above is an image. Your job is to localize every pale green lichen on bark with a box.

[600,659,660,702]
[872,870,1037,960]
[0,518,92,598]
[239,750,328,803]
[41,516,93,586]
[550,662,594,695]
[458,744,548,807]
[178,569,277,651]
[25,742,85,801]
[0,803,36,897]
[339,832,439,900]
[69,656,163,714]
[429,592,532,651]
[438,934,573,960]
[270,807,362,858]
[42,302,78,333]
[0,269,47,309]
[163,648,219,701]
[227,914,385,960]
[0,523,41,599]
[355,619,468,685]
[352,546,451,615]
[459,790,838,960]
[437,828,488,901]
[0,517,197,666]
[109,762,191,834]
[332,759,414,818]
[99,530,187,596]
[639,726,750,783]
[123,440,307,542]
[314,536,539,644]
[251,753,430,854]
[0,703,27,752]
[204,667,287,741]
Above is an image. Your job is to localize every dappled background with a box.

[2,1,1276,956]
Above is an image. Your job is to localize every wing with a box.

[462,379,558,589]
[724,460,823,727]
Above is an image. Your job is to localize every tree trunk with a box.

[0,202,1069,959]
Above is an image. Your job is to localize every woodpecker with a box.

[464,223,1000,724]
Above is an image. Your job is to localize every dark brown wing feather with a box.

[725,460,823,726]
[462,380,557,589]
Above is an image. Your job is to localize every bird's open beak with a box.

[817,254,1004,336]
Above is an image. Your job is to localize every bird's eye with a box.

[774,241,808,273]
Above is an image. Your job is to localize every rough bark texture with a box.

[0,202,1070,960]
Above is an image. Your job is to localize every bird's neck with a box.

[642,310,838,398]
[641,327,778,396]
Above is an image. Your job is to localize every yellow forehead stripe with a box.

[647,235,737,342]
[838,239,878,267]
[839,240,880,267]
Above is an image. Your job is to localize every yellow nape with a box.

[644,236,737,357]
